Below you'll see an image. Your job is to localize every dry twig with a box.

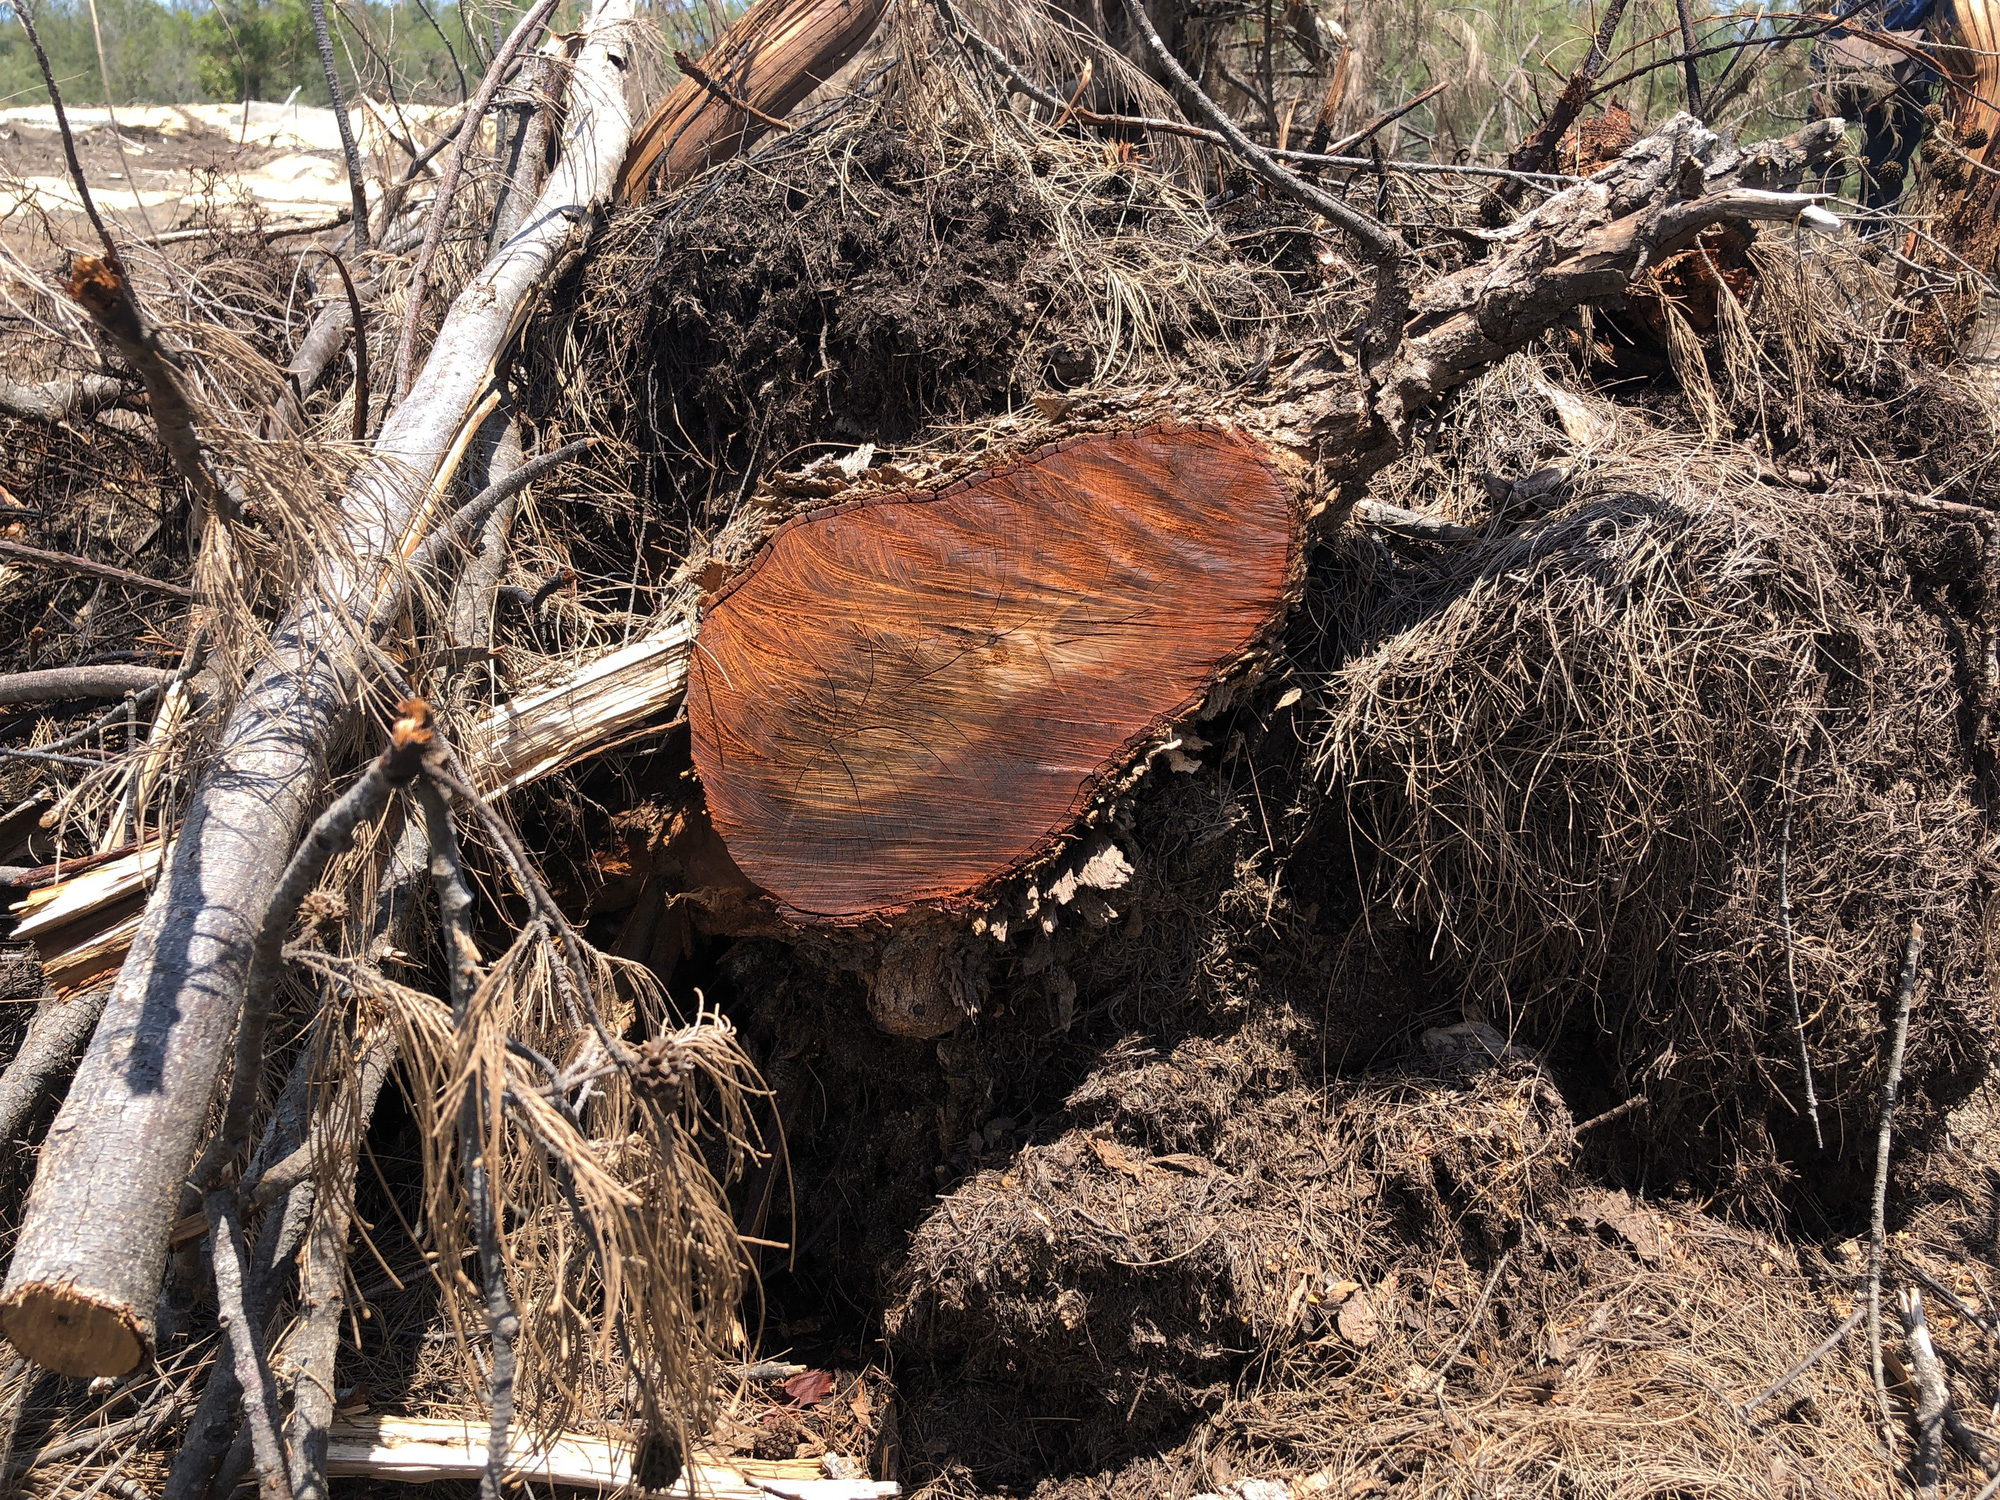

[1871,919,1925,1453]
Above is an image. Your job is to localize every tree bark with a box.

[0,0,639,1380]
[618,0,890,200]
[0,666,172,704]
[0,373,126,424]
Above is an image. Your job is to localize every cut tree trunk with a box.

[617,0,891,200]
[686,114,1846,944]
[689,424,1297,923]
[0,0,639,1380]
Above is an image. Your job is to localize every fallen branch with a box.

[206,1192,292,1500]
[372,437,596,635]
[0,664,173,703]
[674,49,795,132]
[1740,1304,1867,1416]
[392,0,562,402]
[0,372,127,424]
[188,703,434,1197]
[279,1025,400,1500]
[414,773,517,1500]
[1114,0,1407,358]
[1488,0,1632,218]
[0,986,109,1144]
[1870,919,1925,1453]
[65,255,233,526]
[1776,771,1824,1149]
[307,0,370,253]
[0,540,195,600]
[1353,498,1479,542]
[1571,1093,1650,1138]
[321,1416,898,1497]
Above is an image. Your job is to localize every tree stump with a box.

[688,424,1296,923]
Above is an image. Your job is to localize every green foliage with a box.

[0,0,505,108]
[192,0,316,102]
[0,0,203,107]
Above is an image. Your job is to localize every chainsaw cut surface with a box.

[688,425,1295,921]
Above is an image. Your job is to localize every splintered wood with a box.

[687,425,1296,922]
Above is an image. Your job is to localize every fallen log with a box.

[0,0,639,1379]
[618,0,890,200]
[323,1416,897,1498]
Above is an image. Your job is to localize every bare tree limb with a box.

[392,0,562,403]
[1740,1305,1867,1417]
[1113,0,1408,359]
[1871,919,1925,1454]
[0,373,127,424]
[0,665,174,703]
[307,0,371,253]
[1673,0,1705,119]
[0,538,194,601]
[186,703,433,1197]
[0,987,110,1145]
[205,1192,292,1500]
[414,776,519,1500]
[1776,771,1824,1149]
[1487,0,1632,219]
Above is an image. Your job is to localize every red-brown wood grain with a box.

[688,424,1296,922]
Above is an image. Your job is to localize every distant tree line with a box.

[0,0,519,109]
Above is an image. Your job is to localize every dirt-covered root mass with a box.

[547,124,2000,1484]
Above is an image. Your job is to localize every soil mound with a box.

[1314,375,1996,1213]
[885,1031,1883,1495]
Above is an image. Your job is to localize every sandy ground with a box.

[0,98,459,249]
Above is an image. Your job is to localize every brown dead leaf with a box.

[783,1369,835,1406]
[1336,1292,1380,1347]
[1579,1190,1668,1264]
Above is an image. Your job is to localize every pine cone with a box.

[629,1035,689,1093]
[1964,125,1990,150]
[1878,159,1905,187]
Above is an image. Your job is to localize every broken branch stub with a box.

[688,425,1296,922]
[0,0,638,1379]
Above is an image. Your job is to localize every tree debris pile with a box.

[0,0,1997,1495]
[1318,370,1997,1213]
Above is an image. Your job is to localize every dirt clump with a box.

[883,1030,1886,1497]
